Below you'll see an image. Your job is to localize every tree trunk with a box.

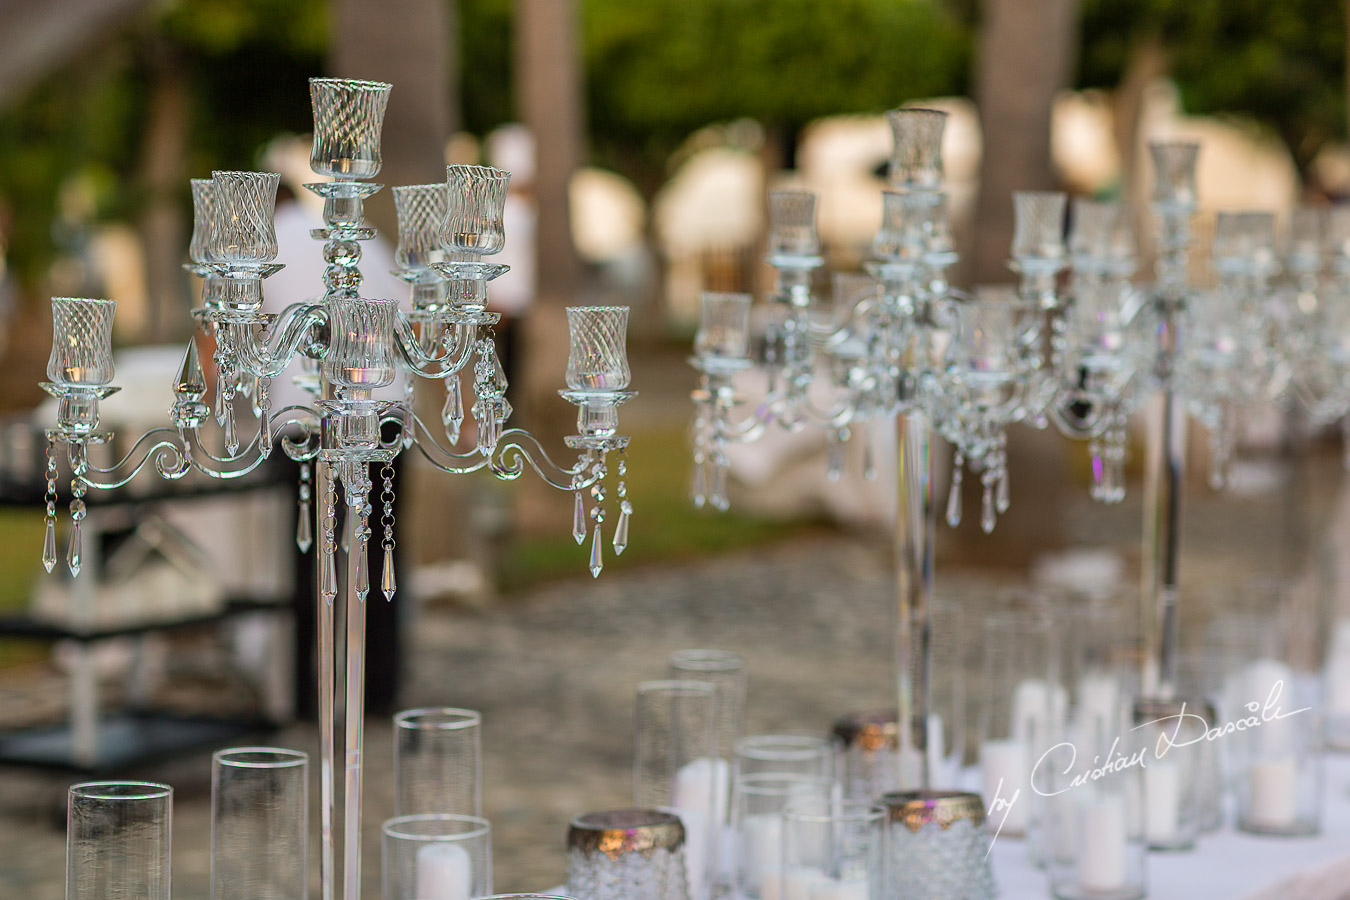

[137,43,190,344]
[970,0,1080,286]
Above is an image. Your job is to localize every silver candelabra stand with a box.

[39,77,636,900]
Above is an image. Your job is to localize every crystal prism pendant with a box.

[612,502,631,555]
[826,437,844,481]
[223,400,239,455]
[946,469,962,528]
[381,548,397,602]
[981,482,996,534]
[175,338,206,399]
[67,520,82,577]
[996,468,1010,514]
[355,540,370,599]
[572,492,586,544]
[42,517,56,573]
[691,463,707,508]
[442,378,463,443]
[321,547,337,602]
[589,522,603,578]
[296,501,313,553]
[711,465,729,512]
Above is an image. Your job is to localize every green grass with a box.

[0,508,49,668]
[496,423,830,591]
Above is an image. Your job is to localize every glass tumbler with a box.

[567,809,687,900]
[211,747,307,900]
[635,679,718,900]
[66,781,173,900]
[733,773,834,900]
[382,814,492,900]
[395,707,483,817]
[1129,699,1204,850]
[777,800,885,900]
[736,734,835,782]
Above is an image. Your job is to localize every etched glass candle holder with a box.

[394,707,483,818]
[886,108,946,191]
[694,292,753,365]
[66,781,173,900]
[882,790,995,900]
[1011,191,1068,277]
[309,78,391,180]
[564,305,633,436]
[211,171,281,265]
[212,747,308,900]
[382,814,492,900]
[188,179,226,310]
[394,183,451,272]
[49,298,116,388]
[767,190,821,264]
[779,800,885,900]
[1149,141,1200,212]
[873,191,936,264]
[444,165,510,256]
[323,297,400,390]
[567,809,688,900]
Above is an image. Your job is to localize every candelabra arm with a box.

[493,428,605,489]
[394,314,477,378]
[226,303,327,378]
[1046,393,1117,439]
[62,428,191,489]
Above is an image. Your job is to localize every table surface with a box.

[989,752,1350,900]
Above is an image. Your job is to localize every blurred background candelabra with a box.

[37,77,635,900]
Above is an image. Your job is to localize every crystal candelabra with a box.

[39,77,636,900]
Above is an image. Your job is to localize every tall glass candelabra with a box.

[39,77,636,900]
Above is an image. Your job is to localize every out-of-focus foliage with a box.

[1080,0,1347,173]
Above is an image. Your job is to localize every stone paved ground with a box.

[0,436,1343,898]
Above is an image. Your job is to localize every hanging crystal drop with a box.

[691,463,707,508]
[66,520,82,577]
[223,400,239,455]
[296,501,313,552]
[826,433,845,481]
[1089,439,1105,502]
[442,378,464,443]
[863,435,876,481]
[321,547,337,602]
[589,521,604,578]
[355,540,370,599]
[946,462,963,528]
[981,481,996,534]
[382,549,397,602]
[712,464,730,511]
[42,517,57,573]
[572,492,586,544]
[996,466,1010,514]
[613,501,631,555]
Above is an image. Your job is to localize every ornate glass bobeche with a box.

[40,77,637,900]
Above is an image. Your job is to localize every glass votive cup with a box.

[382,814,492,900]
[565,305,631,392]
[211,747,308,900]
[48,297,117,387]
[694,292,753,362]
[309,77,391,179]
[733,773,835,900]
[881,790,995,900]
[566,809,687,900]
[66,781,173,900]
[394,707,483,817]
[776,800,885,900]
[1129,698,1204,851]
[736,734,835,781]
[669,649,746,764]
[1233,673,1323,836]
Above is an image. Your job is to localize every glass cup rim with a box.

[782,799,887,824]
[736,733,833,762]
[213,746,308,769]
[473,895,578,900]
[310,77,393,93]
[566,304,629,317]
[670,648,745,672]
[735,772,835,797]
[447,163,511,181]
[394,706,482,730]
[69,780,172,801]
[52,296,115,308]
[382,813,491,842]
[637,678,716,697]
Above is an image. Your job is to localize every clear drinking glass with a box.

[210,171,281,265]
[1129,698,1203,850]
[767,190,820,261]
[394,183,452,271]
[778,800,885,900]
[309,78,391,179]
[565,306,631,392]
[635,679,718,900]
[394,707,483,818]
[885,108,946,190]
[736,734,835,781]
[382,814,492,900]
[733,773,834,900]
[66,781,173,900]
[694,293,753,361]
[567,809,688,900]
[323,297,400,389]
[48,298,116,387]
[881,790,995,900]
[444,165,510,255]
[212,747,308,900]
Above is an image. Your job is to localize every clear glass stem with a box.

[1142,311,1185,700]
[343,470,369,900]
[317,461,336,900]
[895,409,936,790]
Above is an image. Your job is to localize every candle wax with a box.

[415,842,472,900]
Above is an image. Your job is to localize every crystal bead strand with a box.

[613,451,631,555]
[588,458,607,577]
[380,463,397,601]
[42,437,57,572]
[946,450,964,527]
[67,472,87,577]
[320,463,338,603]
[296,462,314,553]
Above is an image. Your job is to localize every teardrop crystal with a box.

[442,378,464,443]
[66,520,82,577]
[826,438,844,482]
[612,507,630,555]
[981,483,996,534]
[691,463,707,508]
[712,465,730,512]
[175,338,206,400]
[355,540,370,599]
[946,471,962,528]
[863,438,876,481]
[572,491,586,544]
[996,467,1010,514]
[381,548,397,602]
[321,546,337,602]
[589,521,603,578]
[223,400,239,455]
[296,501,313,553]
[42,517,57,573]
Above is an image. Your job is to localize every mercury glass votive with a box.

[695,292,752,361]
[767,190,820,260]
[383,814,492,900]
[885,108,946,191]
[565,306,631,392]
[210,171,281,265]
[309,78,391,179]
[48,297,116,387]
[67,781,173,900]
[567,809,688,900]
[444,165,510,256]
[881,790,995,900]
[323,297,400,389]
[394,708,483,818]
[211,747,308,900]
[1011,191,1068,263]
[394,183,451,271]
[1149,141,1200,212]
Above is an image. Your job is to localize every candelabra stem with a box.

[317,460,336,900]
[1142,347,1186,699]
[343,468,369,900]
[895,409,936,790]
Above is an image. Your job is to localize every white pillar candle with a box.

[1078,672,1119,738]
[1077,792,1127,892]
[1144,759,1181,844]
[810,876,869,900]
[924,714,945,786]
[980,738,1028,835]
[675,757,731,825]
[742,813,782,896]
[673,805,709,900]
[1248,757,1298,828]
[782,866,827,900]
[1246,659,1295,757]
[1327,657,1350,717]
[415,842,472,900]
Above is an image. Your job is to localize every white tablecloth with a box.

[989,753,1350,899]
